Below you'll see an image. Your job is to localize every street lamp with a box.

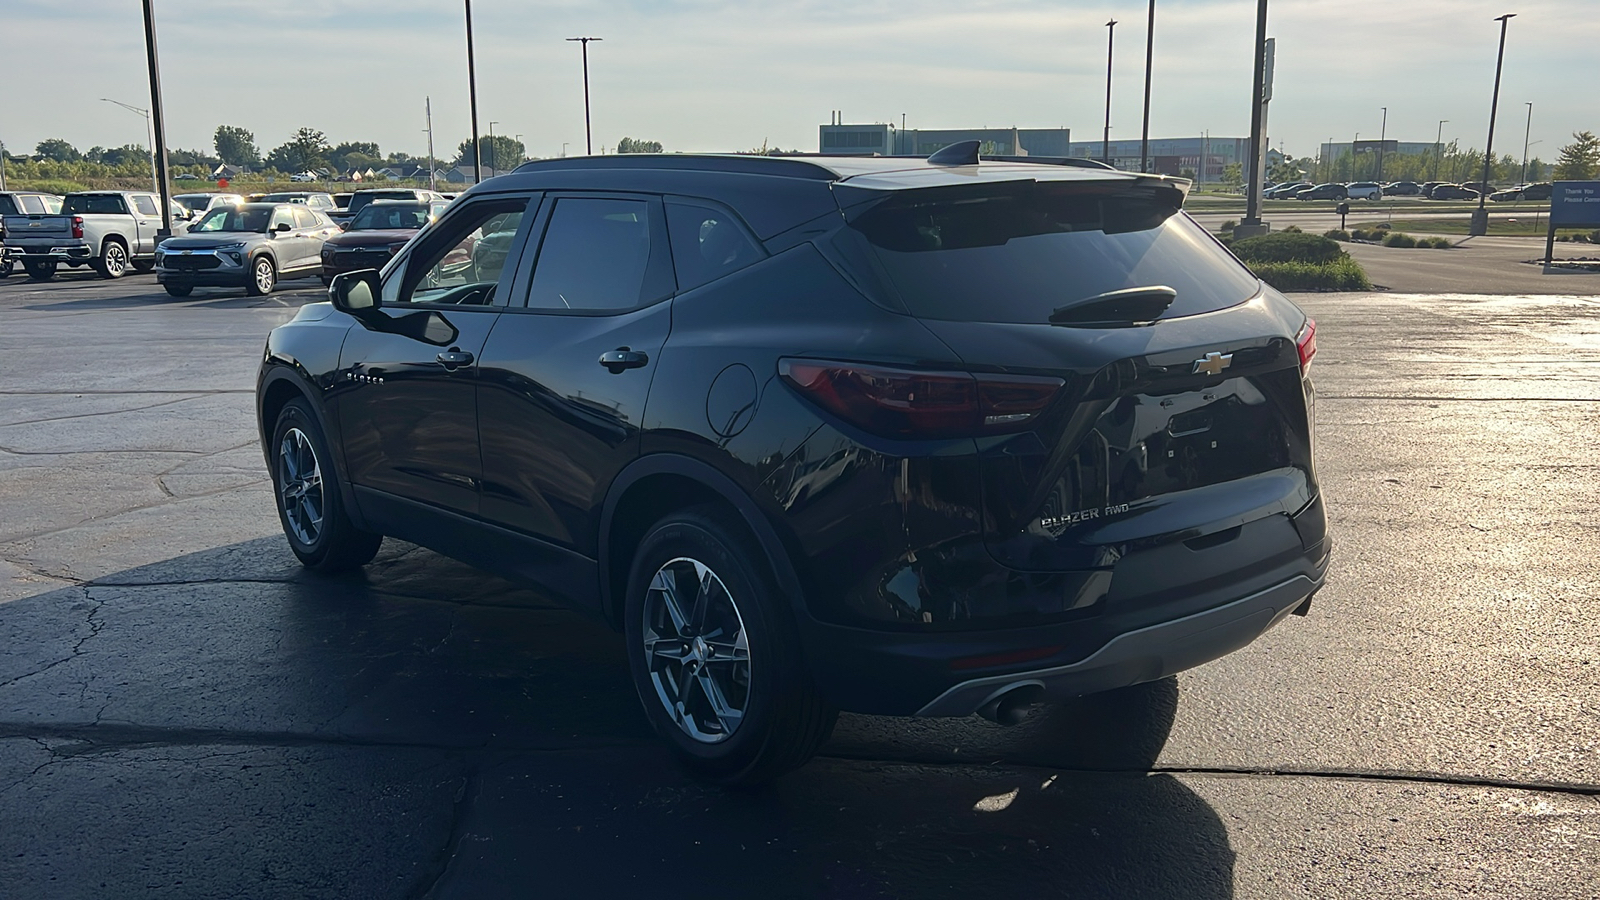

[101,98,157,194]
[1520,102,1533,186]
[464,0,482,184]
[1102,19,1116,165]
[1238,0,1270,236]
[567,37,602,155]
[1377,107,1387,182]
[1139,0,1156,173]
[488,121,498,177]
[1471,13,1515,237]
[1434,119,1448,182]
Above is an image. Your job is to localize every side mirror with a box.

[339,222,350,231]
[330,269,382,316]
[275,222,292,233]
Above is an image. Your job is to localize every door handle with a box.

[436,348,474,370]
[598,347,649,374]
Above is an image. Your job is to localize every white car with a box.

[289,173,318,183]
[1346,182,1383,200]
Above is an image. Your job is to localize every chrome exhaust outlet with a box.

[977,683,1045,726]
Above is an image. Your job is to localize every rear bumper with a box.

[8,243,94,262]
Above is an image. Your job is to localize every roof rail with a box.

[511,154,837,181]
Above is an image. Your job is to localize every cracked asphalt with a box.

[1,269,1597,898]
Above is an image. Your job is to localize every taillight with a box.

[71,216,84,239]
[1296,318,1317,372]
[778,359,1063,439]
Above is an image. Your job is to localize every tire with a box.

[132,258,155,273]
[0,257,13,278]
[270,398,382,571]
[247,255,277,296]
[23,260,57,281]
[624,507,836,787]
[93,239,129,279]
[164,284,194,298]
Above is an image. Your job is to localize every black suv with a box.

[256,148,1330,785]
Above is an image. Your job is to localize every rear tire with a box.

[0,257,13,278]
[164,284,194,298]
[247,255,277,296]
[270,398,382,571]
[23,260,57,281]
[624,507,836,787]
[93,240,129,279]
[132,258,155,273]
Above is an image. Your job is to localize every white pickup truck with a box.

[2,190,193,280]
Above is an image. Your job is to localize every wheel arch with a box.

[599,454,805,632]
[99,233,129,252]
[258,365,371,532]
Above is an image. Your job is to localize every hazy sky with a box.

[6,0,1595,163]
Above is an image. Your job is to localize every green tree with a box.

[1221,162,1243,189]
[1553,131,1600,180]
[265,127,332,173]
[331,141,381,171]
[616,137,664,154]
[213,125,259,167]
[35,138,81,162]
[455,136,524,172]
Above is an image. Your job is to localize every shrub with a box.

[1591,230,1600,244]
[1421,236,1454,249]
[1324,229,1351,241]
[1220,219,1238,233]
[1382,232,1418,248]
[1248,257,1373,291]
[1281,224,1303,233]
[1230,231,1346,265]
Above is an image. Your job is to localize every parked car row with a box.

[1260,179,1546,202]
[2,187,452,293]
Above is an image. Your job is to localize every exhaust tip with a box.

[977,684,1045,726]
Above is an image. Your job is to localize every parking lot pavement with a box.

[2,274,1598,898]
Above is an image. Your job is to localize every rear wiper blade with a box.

[1048,285,1177,327]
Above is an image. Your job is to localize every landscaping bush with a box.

[1420,236,1453,249]
[1230,231,1346,265]
[1281,224,1303,233]
[1220,219,1237,233]
[1382,232,1418,248]
[1350,223,1393,241]
[1249,258,1373,291]
[1324,229,1351,241]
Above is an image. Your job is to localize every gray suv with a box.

[155,203,340,296]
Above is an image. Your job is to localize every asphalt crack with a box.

[0,586,103,691]
[408,766,482,900]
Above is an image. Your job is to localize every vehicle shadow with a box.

[0,536,1234,898]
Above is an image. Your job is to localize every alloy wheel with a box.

[104,244,126,276]
[642,557,751,743]
[254,259,275,293]
[277,426,324,546]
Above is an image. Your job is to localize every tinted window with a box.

[399,197,531,305]
[665,201,764,292]
[351,203,430,231]
[349,191,417,216]
[0,196,16,216]
[527,198,667,311]
[174,196,210,212]
[841,183,1259,324]
[132,195,160,216]
[64,195,128,215]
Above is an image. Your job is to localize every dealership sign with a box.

[1551,182,1600,227]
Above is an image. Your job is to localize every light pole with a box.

[1238,0,1270,236]
[567,37,602,155]
[1139,0,1155,173]
[136,0,173,235]
[1102,19,1117,166]
[1520,102,1533,186]
[561,142,569,158]
[1353,133,1359,180]
[1434,119,1448,181]
[100,98,158,194]
[1377,107,1387,182]
[464,0,482,184]
[514,134,523,167]
[1471,13,1515,237]
[488,121,498,177]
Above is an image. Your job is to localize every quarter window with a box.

[665,201,764,292]
[526,198,669,311]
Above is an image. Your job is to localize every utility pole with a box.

[0,140,7,191]
[1471,13,1515,237]
[425,96,437,192]
[1102,19,1117,166]
[464,0,482,183]
[1237,0,1270,238]
[1434,119,1448,182]
[488,121,498,177]
[1520,101,1533,186]
[1377,107,1387,182]
[100,99,158,195]
[138,0,173,236]
[1139,0,1155,173]
[567,37,602,155]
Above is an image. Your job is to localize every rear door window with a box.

[292,207,319,229]
[132,195,160,216]
[840,182,1260,324]
[525,197,672,311]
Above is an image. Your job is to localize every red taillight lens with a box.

[71,216,84,239]
[778,359,1063,439]
[1296,318,1317,372]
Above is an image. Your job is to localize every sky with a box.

[4,0,1596,165]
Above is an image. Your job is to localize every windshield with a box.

[175,196,211,212]
[192,207,272,233]
[351,204,430,231]
[349,192,416,215]
[841,182,1259,324]
[261,194,309,203]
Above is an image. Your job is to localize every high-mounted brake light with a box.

[70,216,84,239]
[778,359,1063,439]
[1296,318,1317,372]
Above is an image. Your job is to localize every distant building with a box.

[818,123,1071,158]
[1065,137,1265,181]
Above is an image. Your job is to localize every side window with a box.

[132,195,160,216]
[269,208,294,232]
[526,197,670,311]
[665,201,764,292]
[292,207,319,229]
[394,196,532,305]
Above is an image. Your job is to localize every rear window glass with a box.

[64,195,128,215]
[840,183,1259,324]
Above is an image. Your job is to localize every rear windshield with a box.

[349,192,416,215]
[351,203,429,230]
[63,195,128,215]
[840,182,1258,324]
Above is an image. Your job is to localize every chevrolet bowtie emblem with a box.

[1192,351,1233,376]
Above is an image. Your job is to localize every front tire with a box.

[94,240,129,279]
[624,508,836,787]
[247,255,277,296]
[270,398,382,571]
[23,260,57,281]
[164,283,194,298]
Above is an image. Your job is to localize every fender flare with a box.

[598,453,806,629]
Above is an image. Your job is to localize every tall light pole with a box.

[1239,0,1270,236]
[567,37,602,155]
[1139,0,1155,173]
[1353,133,1359,180]
[1434,119,1448,181]
[1520,101,1533,186]
[488,121,498,177]
[1102,19,1117,166]
[1471,13,1515,237]
[136,0,173,234]
[100,98,158,194]
[1377,107,1387,182]
[425,96,437,192]
[464,0,482,184]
